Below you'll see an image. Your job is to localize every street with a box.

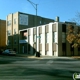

[0,55,80,80]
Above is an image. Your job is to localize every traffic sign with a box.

[37,36,41,38]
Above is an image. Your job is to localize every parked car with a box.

[0,49,3,54]
[2,49,16,56]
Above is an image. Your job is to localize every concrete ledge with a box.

[71,56,80,59]
[27,56,43,59]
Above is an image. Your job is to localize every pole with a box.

[0,19,1,48]
[36,4,37,57]
[27,0,39,57]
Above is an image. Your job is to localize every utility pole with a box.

[27,0,39,57]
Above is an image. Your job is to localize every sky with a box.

[0,0,80,22]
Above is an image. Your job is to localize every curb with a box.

[16,54,43,59]
[71,56,80,60]
[27,56,43,59]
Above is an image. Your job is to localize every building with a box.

[6,12,55,53]
[19,21,80,56]
[0,19,6,49]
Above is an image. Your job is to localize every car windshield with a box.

[5,50,9,52]
[5,49,13,52]
[9,49,13,51]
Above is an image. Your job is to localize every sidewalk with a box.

[16,54,43,59]
[15,54,80,60]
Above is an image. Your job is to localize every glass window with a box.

[28,44,31,51]
[28,35,30,43]
[8,40,9,45]
[14,18,17,24]
[7,40,10,45]
[62,24,66,32]
[45,33,49,43]
[7,30,11,36]
[7,20,11,26]
[33,34,36,42]
[23,32,27,39]
[53,32,57,43]
[44,22,46,24]
[14,40,16,44]
[62,32,66,43]
[40,21,42,24]
[14,29,16,34]
[39,34,42,43]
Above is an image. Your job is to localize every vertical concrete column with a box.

[42,25,45,56]
[57,23,62,56]
[37,27,39,52]
[49,23,53,56]
[30,28,33,54]
[54,22,58,56]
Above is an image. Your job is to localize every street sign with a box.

[37,36,41,38]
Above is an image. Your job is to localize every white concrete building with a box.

[19,21,80,57]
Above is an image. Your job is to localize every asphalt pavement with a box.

[0,55,80,80]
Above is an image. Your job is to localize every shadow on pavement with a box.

[0,55,78,65]
[40,58,78,61]
[0,60,12,64]
[0,55,39,64]
[6,66,76,79]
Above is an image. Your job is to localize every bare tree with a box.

[69,12,80,25]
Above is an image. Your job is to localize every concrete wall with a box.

[0,20,6,48]
[19,22,58,56]
[7,12,54,53]
[7,12,80,56]
[58,23,62,56]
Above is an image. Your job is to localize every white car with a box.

[2,49,16,55]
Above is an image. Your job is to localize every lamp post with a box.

[27,0,38,57]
